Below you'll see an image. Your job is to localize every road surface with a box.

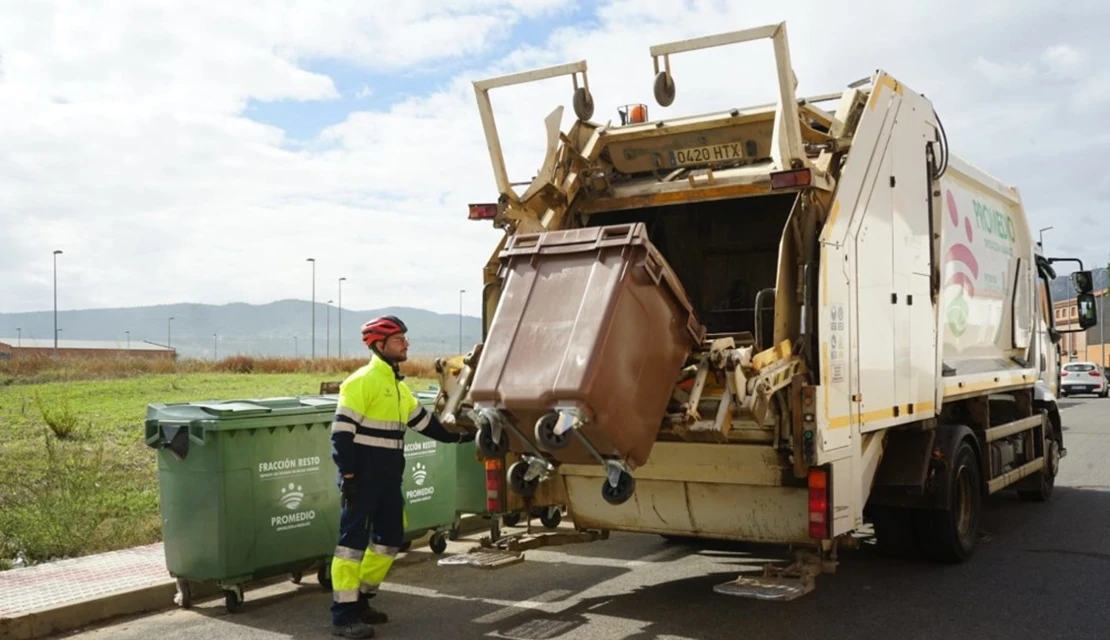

[68,395,1110,639]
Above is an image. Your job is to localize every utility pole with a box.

[306,258,316,360]
[326,300,333,359]
[213,332,218,360]
[458,289,466,355]
[168,316,175,350]
[53,249,63,356]
[16,328,20,348]
[125,330,130,352]
[338,277,346,359]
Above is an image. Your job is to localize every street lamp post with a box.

[326,300,333,359]
[168,316,175,350]
[213,332,218,360]
[338,277,346,359]
[16,328,20,348]
[294,335,298,358]
[1038,226,1053,248]
[53,249,62,356]
[125,330,130,352]
[307,258,316,360]
[458,289,466,355]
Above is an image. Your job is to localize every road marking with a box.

[472,589,572,624]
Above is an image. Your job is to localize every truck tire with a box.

[916,438,982,563]
[1017,437,1059,503]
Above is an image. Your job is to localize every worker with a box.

[328,314,475,639]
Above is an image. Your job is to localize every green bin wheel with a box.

[430,531,449,554]
[290,570,302,584]
[224,587,243,614]
[174,578,192,609]
[501,511,521,527]
[399,539,412,552]
[317,561,332,591]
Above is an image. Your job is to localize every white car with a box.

[1060,361,1109,398]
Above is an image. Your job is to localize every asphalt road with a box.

[67,395,1110,640]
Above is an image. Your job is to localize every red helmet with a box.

[361,315,408,348]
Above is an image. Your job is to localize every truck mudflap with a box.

[712,549,839,602]
[436,529,610,570]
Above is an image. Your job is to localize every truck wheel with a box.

[1018,438,1059,503]
[870,507,920,558]
[916,439,982,563]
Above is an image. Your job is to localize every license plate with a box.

[670,142,744,166]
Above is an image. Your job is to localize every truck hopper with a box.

[468,222,705,506]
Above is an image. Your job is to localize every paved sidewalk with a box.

[1,544,170,621]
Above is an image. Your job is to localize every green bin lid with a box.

[145,395,338,431]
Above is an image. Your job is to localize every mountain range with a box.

[0,300,483,360]
[1,266,1105,361]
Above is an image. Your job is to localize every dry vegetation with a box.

[0,353,441,386]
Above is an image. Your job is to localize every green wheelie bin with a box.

[145,395,342,613]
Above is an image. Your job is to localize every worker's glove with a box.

[457,431,476,444]
[340,475,357,508]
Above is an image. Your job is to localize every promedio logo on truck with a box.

[943,186,1017,338]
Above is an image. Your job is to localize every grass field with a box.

[0,355,437,570]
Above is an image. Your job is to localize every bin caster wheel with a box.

[224,587,243,614]
[507,461,538,498]
[540,508,562,529]
[174,578,192,609]
[430,531,449,554]
[535,413,570,451]
[501,511,521,527]
[477,423,510,458]
[601,470,636,505]
[317,561,332,591]
[290,570,303,584]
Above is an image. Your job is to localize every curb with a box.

[0,516,491,640]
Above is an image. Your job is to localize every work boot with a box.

[331,621,375,638]
[357,602,389,624]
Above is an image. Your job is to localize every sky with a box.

[2,0,1109,318]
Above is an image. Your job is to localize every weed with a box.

[32,390,86,440]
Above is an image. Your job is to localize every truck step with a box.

[712,574,814,601]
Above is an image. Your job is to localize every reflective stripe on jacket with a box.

[329,354,452,474]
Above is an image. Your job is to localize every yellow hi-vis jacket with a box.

[330,354,462,475]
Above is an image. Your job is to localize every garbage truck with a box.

[430,21,1100,598]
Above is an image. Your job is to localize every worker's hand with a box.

[340,474,357,507]
[457,431,476,443]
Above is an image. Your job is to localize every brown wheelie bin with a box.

[469,222,704,504]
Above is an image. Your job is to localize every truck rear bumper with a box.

[554,442,813,545]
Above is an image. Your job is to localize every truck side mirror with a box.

[1049,327,1061,344]
[1077,292,1098,329]
[1072,270,1094,295]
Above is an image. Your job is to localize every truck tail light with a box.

[808,467,829,540]
[770,168,812,190]
[485,458,503,513]
[469,203,498,220]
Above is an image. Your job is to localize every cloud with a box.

[2,0,1110,323]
